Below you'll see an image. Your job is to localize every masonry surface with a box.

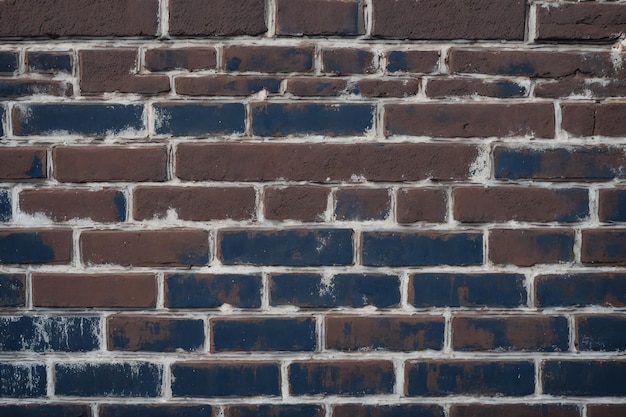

[1,0,626,416]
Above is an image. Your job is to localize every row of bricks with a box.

[3,272,625,310]
[4,359,626,398]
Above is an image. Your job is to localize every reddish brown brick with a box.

[386,50,440,73]
[451,404,580,417]
[175,75,282,96]
[32,273,156,308]
[595,103,626,137]
[264,186,329,222]
[133,186,256,221]
[81,229,209,267]
[0,147,47,180]
[334,188,390,221]
[536,78,626,100]
[582,230,626,265]
[537,3,626,42]
[561,103,595,137]
[356,78,419,98]
[145,47,217,72]
[19,189,126,222]
[276,0,364,36]
[0,79,73,98]
[562,103,626,137]
[334,404,444,417]
[489,229,575,267]
[53,146,167,182]
[322,48,376,74]
[169,0,267,36]
[588,404,626,417]
[108,315,204,352]
[396,188,447,224]
[426,77,528,98]
[224,45,314,73]
[0,229,72,265]
[285,77,349,96]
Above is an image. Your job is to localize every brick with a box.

[32,273,156,308]
[335,188,390,221]
[452,315,568,352]
[489,228,575,267]
[599,188,626,222]
[536,273,626,308]
[0,147,47,180]
[0,80,73,98]
[264,186,329,222]
[171,362,280,397]
[100,404,211,417]
[0,51,18,74]
[537,3,626,42]
[13,104,144,137]
[385,103,554,138]
[26,51,73,73]
[537,78,626,100]
[285,77,348,96]
[406,360,534,396]
[0,363,46,398]
[55,362,162,397]
[0,316,100,352]
[362,231,483,266]
[0,274,25,307]
[225,404,324,417]
[386,50,440,73]
[588,405,626,417]
[322,48,376,74]
[396,188,447,223]
[582,229,626,265]
[577,315,626,351]
[333,404,444,417]
[212,317,316,352]
[289,361,394,395]
[0,190,10,222]
[20,189,126,222]
[276,0,364,36]
[450,404,580,417]
[595,103,626,137]
[176,143,479,182]
[134,186,256,221]
[219,229,352,266]
[0,0,158,37]
[108,315,204,352]
[270,273,401,308]
[154,102,245,136]
[176,75,281,96]
[409,273,527,308]
[0,106,3,137]
[251,103,373,137]
[53,146,167,182]
[494,146,626,182]
[372,0,525,40]
[543,360,626,396]
[79,49,169,95]
[0,229,72,264]
[169,0,266,36]
[81,229,209,267]
[356,78,419,98]
[145,47,217,71]
[561,103,595,137]
[224,45,313,72]
[0,404,93,417]
[453,186,589,223]
[425,78,528,98]
[326,315,444,351]
[165,273,262,309]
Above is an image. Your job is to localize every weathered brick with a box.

[26,51,72,73]
[362,231,483,266]
[171,362,280,397]
[224,45,313,72]
[333,404,444,417]
[212,317,316,352]
[0,147,47,180]
[219,229,352,266]
[582,229,626,265]
[537,3,626,42]
[145,47,217,71]
[269,273,401,308]
[409,273,527,308]
[450,404,580,417]
[55,362,162,397]
[0,190,10,222]
[276,0,364,36]
[165,273,262,309]
[577,315,626,352]
[326,315,444,351]
[536,273,626,308]
[489,228,574,266]
[13,104,144,137]
[386,50,440,73]
[0,316,100,352]
[385,103,554,138]
[372,0,526,40]
[599,188,626,222]
[169,0,267,36]
[176,143,479,182]
[108,315,204,352]
[289,361,394,395]
[285,77,349,96]
[588,404,626,417]
[452,315,569,352]
[32,273,156,308]
[225,404,324,417]
[264,186,329,222]
[176,75,281,96]
[406,360,534,396]
[0,404,93,417]
[154,102,245,136]
[537,78,626,100]
[100,404,211,417]
[335,188,390,220]
[453,186,589,223]
[396,188,447,223]
[356,78,419,98]
[425,78,528,98]
[81,229,209,267]
[322,48,376,74]
[20,188,126,222]
[0,363,46,398]
[543,360,626,396]
[0,80,73,98]
[134,186,255,221]
[561,103,595,137]
[0,229,72,264]
[0,51,18,74]
[0,274,25,307]
[53,146,167,182]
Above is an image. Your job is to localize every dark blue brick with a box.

[270,273,401,308]
[577,315,626,351]
[0,80,71,98]
[55,362,162,397]
[154,103,245,136]
[543,360,626,396]
[171,362,280,397]
[333,404,444,417]
[536,273,626,307]
[406,360,535,396]
[0,231,68,264]
[0,316,100,352]
[108,316,205,352]
[0,190,10,221]
[0,363,46,398]
[410,273,527,307]
[100,404,211,417]
[220,229,353,266]
[212,317,316,352]
[225,404,324,417]
[13,104,144,136]
[323,50,374,75]
[495,81,527,97]
[27,52,73,73]
[251,103,374,137]
[600,189,626,222]
[165,273,262,308]
[362,232,483,266]
[387,51,409,73]
[0,52,18,74]
[0,274,25,307]
[0,404,92,417]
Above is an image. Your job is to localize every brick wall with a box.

[1,0,626,416]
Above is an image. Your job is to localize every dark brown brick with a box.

[169,0,267,36]
[225,404,324,417]
[396,188,447,223]
[489,229,575,267]
[561,103,595,137]
[599,188,626,223]
[0,79,73,98]
[335,188,390,221]
[0,147,47,180]
[81,229,209,267]
[595,103,626,137]
[264,186,329,222]
[32,273,156,308]
[0,229,72,264]
[133,186,256,221]
[176,75,282,96]
[322,48,376,74]
[53,146,167,182]
[285,77,349,96]
[588,404,626,417]
[426,77,528,98]
[224,45,314,73]
[108,315,204,352]
[20,188,126,222]
[536,78,626,100]
[582,229,626,265]
[386,50,440,73]
[333,404,444,417]
[356,78,419,98]
[145,47,217,72]
[561,103,626,137]
[276,0,364,36]
[537,3,626,42]
[451,404,580,417]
